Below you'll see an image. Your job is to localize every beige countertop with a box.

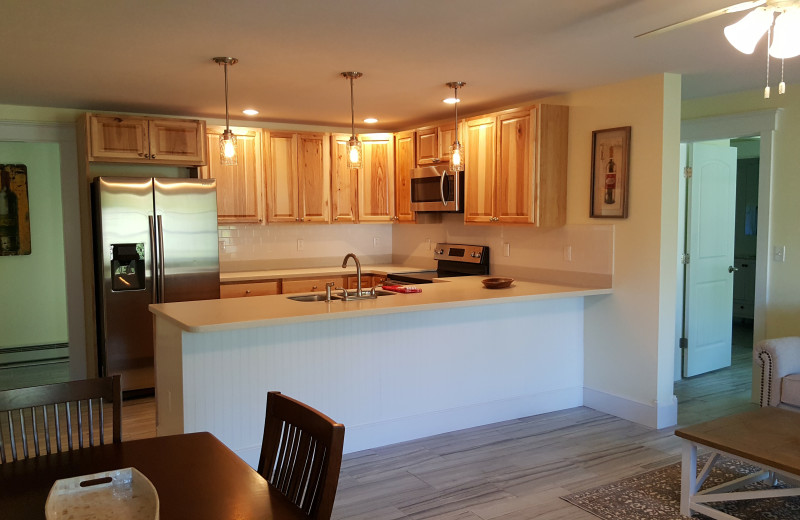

[150,276,612,333]
[220,264,424,282]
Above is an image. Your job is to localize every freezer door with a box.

[154,178,220,302]
[93,177,156,391]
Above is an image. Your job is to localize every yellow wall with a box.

[683,89,800,338]
[544,73,682,427]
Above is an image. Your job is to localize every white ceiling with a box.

[2,0,793,129]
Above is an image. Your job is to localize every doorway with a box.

[676,110,778,424]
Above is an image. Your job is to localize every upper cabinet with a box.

[393,130,415,222]
[86,114,206,165]
[464,104,568,226]
[330,134,359,223]
[265,131,330,223]
[358,134,395,222]
[415,122,460,165]
[199,127,264,223]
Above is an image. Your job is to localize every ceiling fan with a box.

[637,0,800,58]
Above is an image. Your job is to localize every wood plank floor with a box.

[0,323,759,519]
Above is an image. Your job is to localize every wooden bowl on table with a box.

[482,277,514,289]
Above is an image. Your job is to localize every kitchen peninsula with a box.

[150,275,611,467]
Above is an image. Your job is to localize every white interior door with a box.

[683,142,738,377]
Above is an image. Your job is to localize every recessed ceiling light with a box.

[443,97,460,104]
[242,109,259,116]
[363,117,378,123]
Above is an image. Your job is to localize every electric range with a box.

[387,243,490,284]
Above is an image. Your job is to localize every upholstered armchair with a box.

[754,337,800,410]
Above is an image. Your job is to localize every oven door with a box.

[410,166,463,212]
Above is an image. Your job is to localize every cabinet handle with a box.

[150,154,156,159]
[312,285,318,290]
[245,289,251,294]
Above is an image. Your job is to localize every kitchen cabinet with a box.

[220,281,280,298]
[358,134,395,222]
[265,131,330,223]
[416,122,459,165]
[282,276,346,294]
[464,104,568,226]
[86,114,206,165]
[346,274,387,290]
[199,127,264,224]
[330,134,359,223]
[393,130,415,222]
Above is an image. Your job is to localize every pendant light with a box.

[213,57,238,165]
[446,82,466,173]
[341,72,363,169]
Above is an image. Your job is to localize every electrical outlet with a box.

[373,237,380,248]
[774,245,786,262]
[563,245,573,262]
[503,242,511,257]
[297,239,304,251]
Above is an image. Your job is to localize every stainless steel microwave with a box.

[410,166,464,212]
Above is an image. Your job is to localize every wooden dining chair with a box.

[257,391,345,520]
[0,375,121,463]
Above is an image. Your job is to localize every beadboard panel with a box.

[156,297,584,466]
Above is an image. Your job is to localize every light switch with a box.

[563,245,573,262]
[297,239,304,251]
[774,245,786,262]
[503,243,511,257]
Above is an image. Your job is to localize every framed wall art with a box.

[0,164,31,255]
[590,126,630,218]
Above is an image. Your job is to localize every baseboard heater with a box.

[0,343,68,367]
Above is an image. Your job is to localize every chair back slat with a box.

[257,391,344,520]
[0,376,121,464]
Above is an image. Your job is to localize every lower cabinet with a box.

[220,281,280,298]
[281,276,346,294]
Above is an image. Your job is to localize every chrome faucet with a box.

[342,253,362,296]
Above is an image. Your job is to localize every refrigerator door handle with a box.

[149,215,158,305]
[157,214,166,303]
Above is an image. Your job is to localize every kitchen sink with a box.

[286,294,342,302]
[344,289,396,298]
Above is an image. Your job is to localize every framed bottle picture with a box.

[590,127,630,218]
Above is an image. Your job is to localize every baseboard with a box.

[583,387,677,429]
[232,386,584,468]
[0,343,69,367]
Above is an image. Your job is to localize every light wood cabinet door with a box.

[394,130,415,222]
[535,104,569,227]
[297,133,330,222]
[88,115,150,161]
[496,109,533,223]
[220,281,280,298]
[265,131,300,222]
[358,134,395,222]
[281,276,345,294]
[438,121,457,162]
[416,126,438,165]
[147,119,206,165]
[266,131,330,223]
[330,134,358,223]
[200,127,264,224]
[464,116,497,223]
[87,114,206,165]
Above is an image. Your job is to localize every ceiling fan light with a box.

[724,7,774,54]
[770,8,800,59]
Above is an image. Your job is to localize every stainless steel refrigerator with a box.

[92,177,220,392]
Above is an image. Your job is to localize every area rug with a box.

[561,455,800,519]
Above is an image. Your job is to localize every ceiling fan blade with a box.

[635,1,767,38]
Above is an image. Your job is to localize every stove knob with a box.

[471,251,481,258]
[435,248,444,255]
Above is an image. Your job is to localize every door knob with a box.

[728,266,739,273]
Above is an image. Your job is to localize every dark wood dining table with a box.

[0,431,307,519]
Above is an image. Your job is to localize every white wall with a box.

[218,222,393,270]
[545,74,682,428]
[0,142,68,350]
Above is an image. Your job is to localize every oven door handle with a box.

[440,170,448,206]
